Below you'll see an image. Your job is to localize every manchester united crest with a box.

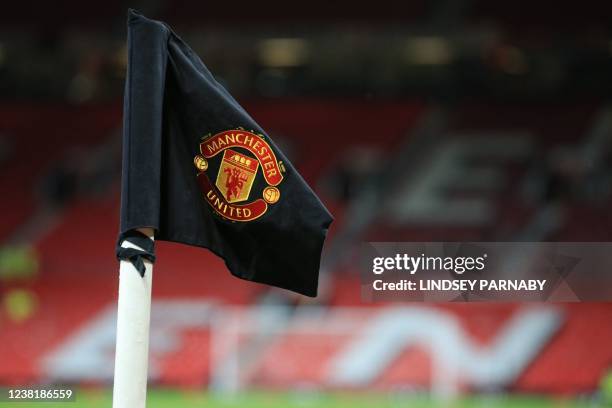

[194,129,285,221]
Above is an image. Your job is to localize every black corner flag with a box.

[118,10,333,297]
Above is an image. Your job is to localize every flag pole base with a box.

[112,228,154,408]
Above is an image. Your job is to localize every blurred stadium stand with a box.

[0,0,611,403]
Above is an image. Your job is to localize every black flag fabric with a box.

[119,10,333,297]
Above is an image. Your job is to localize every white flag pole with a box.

[112,228,154,408]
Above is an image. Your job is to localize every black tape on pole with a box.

[116,230,156,277]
